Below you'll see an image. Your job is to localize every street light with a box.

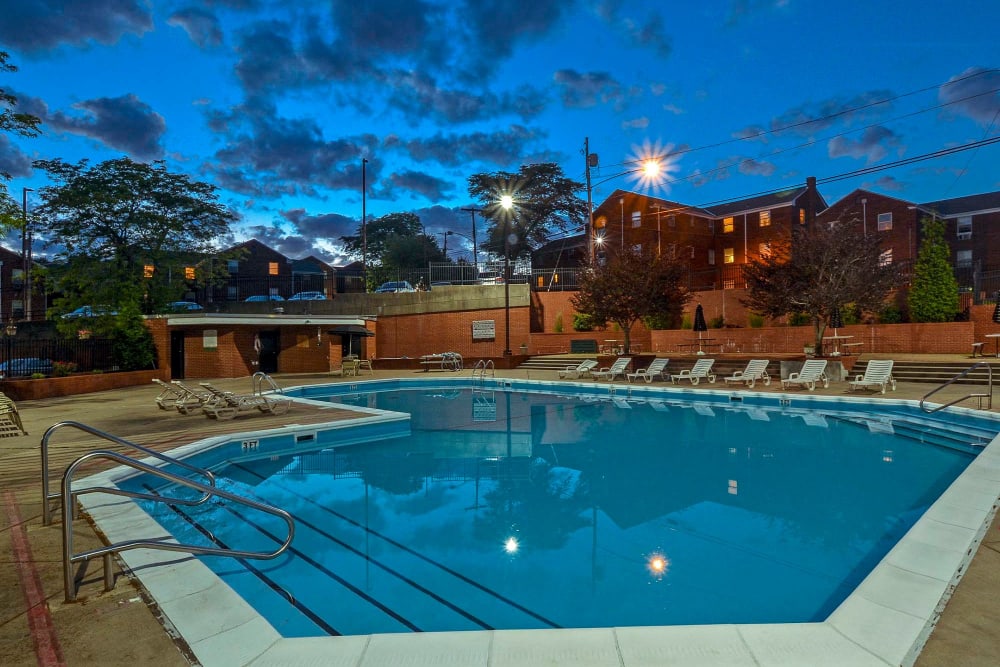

[499,196,515,356]
[22,187,33,321]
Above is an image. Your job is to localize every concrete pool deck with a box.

[1,358,998,666]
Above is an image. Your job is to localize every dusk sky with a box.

[1,0,998,265]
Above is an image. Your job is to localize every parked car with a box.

[478,272,504,285]
[288,291,326,301]
[0,357,53,379]
[375,281,416,293]
[166,301,203,312]
[61,305,118,319]
[244,295,285,302]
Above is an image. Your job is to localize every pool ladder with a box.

[40,421,295,602]
[253,371,284,394]
[472,359,495,385]
[919,362,993,413]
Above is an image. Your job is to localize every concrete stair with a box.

[852,358,998,385]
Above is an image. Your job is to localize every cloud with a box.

[827,126,902,164]
[0,135,34,179]
[620,13,672,58]
[734,125,768,143]
[393,125,545,167]
[168,7,224,48]
[0,0,152,52]
[384,71,547,123]
[553,70,624,109]
[622,116,649,130]
[384,170,453,201]
[460,0,576,79]
[737,157,776,176]
[871,175,905,192]
[768,91,894,137]
[938,67,1000,125]
[47,94,166,160]
[233,20,312,92]
[725,0,790,27]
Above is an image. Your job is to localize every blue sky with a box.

[1,0,998,265]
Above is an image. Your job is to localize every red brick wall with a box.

[376,307,530,358]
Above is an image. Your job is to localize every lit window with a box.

[879,248,893,266]
[759,242,771,258]
[723,279,735,289]
[268,261,279,276]
[877,212,892,231]
[799,208,806,224]
[723,217,734,233]
[759,210,771,227]
[956,250,972,267]
[227,259,239,273]
[728,479,738,495]
[724,247,735,264]
[143,264,154,278]
[708,249,715,265]
[595,216,607,229]
[956,216,972,240]
[185,266,196,280]
[632,211,642,228]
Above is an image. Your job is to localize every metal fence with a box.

[0,338,117,377]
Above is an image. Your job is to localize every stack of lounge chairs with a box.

[199,382,292,420]
[0,392,26,437]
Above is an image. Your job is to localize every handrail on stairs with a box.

[41,420,217,526]
[61,448,295,602]
[919,362,993,413]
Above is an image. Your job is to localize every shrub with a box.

[788,312,811,326]
[709,315,725,329]
[30,372,46,379]
[52,361,79,377]
[642,312,678,330]
[747,313,765,328]
[878,303,903,324]
[112,302,156,371]
[681,315,692,330]
[573,313,598,331]
[554,312,564,333]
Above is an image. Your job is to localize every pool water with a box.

[128,387,986,637]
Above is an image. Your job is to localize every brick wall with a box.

[376,307,530,358]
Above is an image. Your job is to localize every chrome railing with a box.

[61,448,294,602]
[919,362,993,413]
[41,421,217,526]
[252,371,283,395]
[472,359,495,384]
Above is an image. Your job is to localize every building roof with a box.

[702,186,810,217]
[920,191,1000,218]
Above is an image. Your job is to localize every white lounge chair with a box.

[626,357,669,383]
[723,359,771,388]
[781,359,829,391]
[591,357,631,381]
[200,382,292,420]
[848,359,896,394]
[152,378,186,410]
[670,358,716,385]
[558,359,598,379]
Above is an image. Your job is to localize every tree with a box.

[33,157,238,316]
[908,216,959,322]
[1,51,42,228]
[741,218,902,355]
[571,246,690,354]
[340,212,425,264]
[467,163,587,260]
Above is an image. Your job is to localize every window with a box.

[143,264,155,278]
[268,261,279,276]
[723,217,734,233]
[956,216,972,240]
[759,210,771,227]
[11,268,23,288]
[759,242,771,258]
[877,212,892,231]
[723,279,735,289]
[879,248,893,266]
[708,249,716,265]
[956,249,972,267]
[595,216,607,229]
[724,247,735,264]
[227,259,239,273]
[227,286,238,300]
[185,266,196,280]
[631,211,642,228]
[799,208,806,224]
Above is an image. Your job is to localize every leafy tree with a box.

[33,157,238,314]
[340,212,425,264]
[111,301,156,370]
[572,246,690,354]
[382,234,445,269]
[467,163,587,260]
[1,51,42,228]
[741,218,902,355]
[908,216,959,322]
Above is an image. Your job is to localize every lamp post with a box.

[361,158,368,292]
[499,195,515,356]
[22,187,33,322]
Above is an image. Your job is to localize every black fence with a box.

[0,337,117,377]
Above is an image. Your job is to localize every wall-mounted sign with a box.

[203,329,218,350]
[472,319,496,340]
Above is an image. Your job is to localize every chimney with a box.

[804,176,818,225]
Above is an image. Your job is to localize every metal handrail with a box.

[472,359,495,384]
[252,371,283,395]
[41,420,217,526]
[62,449,295,602]
[919,362,993,413]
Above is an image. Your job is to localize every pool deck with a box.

[1,356,998,666]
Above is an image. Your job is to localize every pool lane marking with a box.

[2,490,67,667]
[231,462,562,629]
[142,485,342,636]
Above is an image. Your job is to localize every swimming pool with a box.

[81,378,1000,666]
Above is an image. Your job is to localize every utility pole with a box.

[585,138,596,264]
[362,158,368,291]
[22,187,33,322]
[460,207,481,273]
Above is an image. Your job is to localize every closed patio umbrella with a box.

[993,293,1000,323]
[693,304,707,338]
[829,305,844,337]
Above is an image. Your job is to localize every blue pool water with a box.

[124,384,995,638]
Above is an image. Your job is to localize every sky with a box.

[1,0,998,266]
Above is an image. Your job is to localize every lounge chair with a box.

[559,359,598,379]
[781,359,829,391]
[723,359,771,388]
[626,357,669,383]
[0,392,26,436]
[152,378,185,410]
[670,358,716,385]
[171,381,213,414]
[848,359,896,394]
[330,358,360,377]
[591,357,632,381]
[199,382,292,420]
